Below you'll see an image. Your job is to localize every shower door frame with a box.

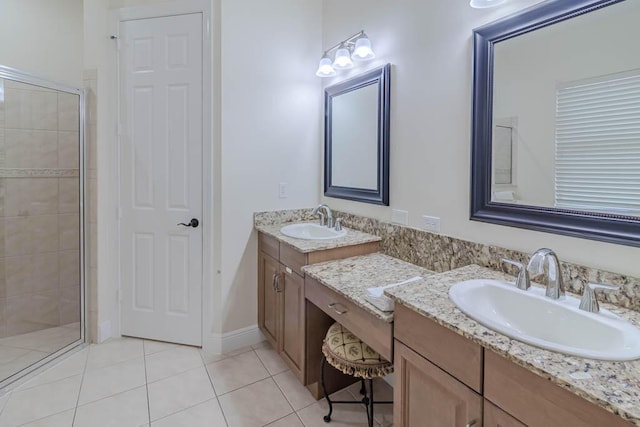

[0,65,86,389]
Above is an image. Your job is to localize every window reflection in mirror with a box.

[491,0,640,217]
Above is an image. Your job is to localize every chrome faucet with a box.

[527,248,565,299]
[311,204,334,228]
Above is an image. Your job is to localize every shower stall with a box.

[0,65,85,387]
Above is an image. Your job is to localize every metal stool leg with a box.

[321,356,333,423]
[368,379,374,427]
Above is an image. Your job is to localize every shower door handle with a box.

[178,218,200,228]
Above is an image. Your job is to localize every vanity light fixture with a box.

[333,43,354,70]
[470,0,507,8]
[315,30,375,78]
[316,53,337,77]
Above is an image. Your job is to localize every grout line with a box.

[15,407,75,426]
[199,350,229,426]
[262,410,297,426]
[145,359,207,387]
[71,342,90,426]
[270,371,298,414]
[0,389,13,419]
[142,341,152,427]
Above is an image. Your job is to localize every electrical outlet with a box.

[278,182,288,198]
[391,209,409,225]
[422,215,441,232]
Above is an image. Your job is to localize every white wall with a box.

[84,0,321,343]
[494,0,640,206]
[219,0,321,333]
[320,0,640,278]
[0,0,83,86]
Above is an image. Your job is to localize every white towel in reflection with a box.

[493,190,516,202]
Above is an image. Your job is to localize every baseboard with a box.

[203,324,264,355]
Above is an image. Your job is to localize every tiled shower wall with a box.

[84,69,98,343]
[0,79,81,337]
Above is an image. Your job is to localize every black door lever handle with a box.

[178,218,199,228]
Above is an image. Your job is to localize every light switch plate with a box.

[422,215,441,232]
[278,182,288,198]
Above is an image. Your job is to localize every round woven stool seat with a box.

[322,322,393,380]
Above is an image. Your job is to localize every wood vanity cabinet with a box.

[258,252,280,345]
[394,341,482,427]
[394,303,635,427]
[394,303,482,427]
[257,231,379,382]
[484,400,526,427]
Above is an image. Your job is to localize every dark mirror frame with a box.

[324,63,391,205]
[470,0,640,248]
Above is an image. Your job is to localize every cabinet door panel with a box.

[485,351,633,427]
[258,252,280,347]
[394,341,482,427]
[281,267,305,379]
[484,399,526,427]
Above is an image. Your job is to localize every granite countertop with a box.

[302,253,435,323]
[255,222,381,254]
[385,264,640,426]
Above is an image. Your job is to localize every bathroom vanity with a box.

[387,265,640,427]
[255,215,640,427]
[256,223,380,382]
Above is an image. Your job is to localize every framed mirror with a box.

[324,64,391,205]
[471,0,640,247]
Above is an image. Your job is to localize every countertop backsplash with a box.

[254,208,640,312]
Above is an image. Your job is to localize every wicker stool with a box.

[321,322,393,426]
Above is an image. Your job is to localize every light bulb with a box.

[315,56,336,77]
[470,0,506,8]
[333,45,353,69]
[351,36,375,61]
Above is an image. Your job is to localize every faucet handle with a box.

[501,258,531,291]
[334,218,343,231]
[317,212,326,226]
[579,282,620,313]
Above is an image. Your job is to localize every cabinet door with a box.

[258,252,280,347]
[394,340,482,427]
[280,266,305,380]
[484,400,526,427]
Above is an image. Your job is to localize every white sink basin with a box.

[280,223,347,240]
[449,279,640,361]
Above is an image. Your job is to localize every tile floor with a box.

[0,323,81,382]
[0,337,393,426]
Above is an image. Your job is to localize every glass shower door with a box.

[0,66,84,386]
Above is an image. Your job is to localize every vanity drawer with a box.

[305,277,393,361]
[394,303,483,393]
[485,351,634,427]
[259,232,279,260]
[280,243,307,276]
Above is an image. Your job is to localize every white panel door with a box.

[119,13,203,346]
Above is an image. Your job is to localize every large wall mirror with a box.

[471,0,640,247]
[324,64,390,205]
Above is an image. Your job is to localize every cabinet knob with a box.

[466,420,477,427]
